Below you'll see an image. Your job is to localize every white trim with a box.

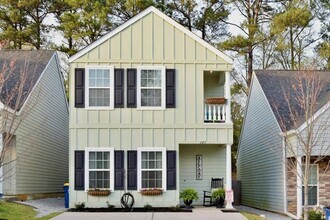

[68,6,233,64]
[84,147,115,192]
[54,52,69,113]
[137,147,167,192]
[284,101,330,136]
[296,157,302,218]
[85,66,115,110]
[283,138,288,214]
[137,66,166,110]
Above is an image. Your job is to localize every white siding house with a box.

[0,50,69,197]
[69,6,234,208]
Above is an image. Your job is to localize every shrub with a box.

[143,203,154,211]
[308,210,322,220]
[179,188,199,201]
[106,201,115,209]
[211,188,225,199]
[171,204,181,212]
[75,202,85,211]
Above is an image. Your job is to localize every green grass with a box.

[241,211,265,220]
[0,201,62,220]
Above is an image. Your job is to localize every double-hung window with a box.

[302,164,318,206]
[85,148,114,191]
[137,66,165,109]
[138,148,166,190]
[86,66,114,109]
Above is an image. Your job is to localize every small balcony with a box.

[203,71,231,124]
[204,97,227,123]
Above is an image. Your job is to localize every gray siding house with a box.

[68,7,234,208]
[0,50,69,198]
[237,70,330,219]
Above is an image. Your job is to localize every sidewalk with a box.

[52,206,246,220]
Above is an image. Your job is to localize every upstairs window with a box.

[86,66,114,109]
[137,67,165,109]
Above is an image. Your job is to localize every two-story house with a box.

[69,6,233,208]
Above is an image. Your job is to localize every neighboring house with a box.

[0,50,69,198]
[68,6,233,208]
[237,70,330,219]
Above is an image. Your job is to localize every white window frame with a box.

[85,66,114,109]
[137,147,167,192]
[302,164,319,207]
[85,148,114,192]
[137,66,166,110]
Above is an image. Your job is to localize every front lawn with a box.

[0,201,62,220]
[241,211,265,220]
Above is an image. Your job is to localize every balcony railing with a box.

[204,98,227,123]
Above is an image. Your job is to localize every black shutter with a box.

[75,68,85,108]
[127,69,137,108]
[75,151,85,190]
[127,150,137,190]
[114,69,124,108]
[167,150,176,190]
[114,150,124,190]
[166,69,176,108]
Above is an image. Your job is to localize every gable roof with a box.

[254,70,330,131]
[0,50,55,110]
[69,6,233,64]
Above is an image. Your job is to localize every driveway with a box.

[52,207,246,220]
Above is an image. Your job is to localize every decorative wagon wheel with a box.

[121,192,135,209]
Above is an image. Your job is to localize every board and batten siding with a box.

[11,54,69,194]
[69,11,233,207]
[237,73,285,213]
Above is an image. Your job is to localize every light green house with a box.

[69,6,233,208]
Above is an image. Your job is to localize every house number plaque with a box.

[196,155,203,180]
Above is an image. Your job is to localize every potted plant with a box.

[179,188,199,208]
[212,188,225,208]
[87,188,111,196]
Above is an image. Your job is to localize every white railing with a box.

[204,103,226,123]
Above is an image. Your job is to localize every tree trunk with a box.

[247,48,253,88]
[290,26,294,70]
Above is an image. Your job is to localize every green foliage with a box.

[307,210,322,220]
[106,201,115,209]
[75,202,85,210]
[211,188,225,199]
[166,0,229,42]
[0,201,61,220]
[179,188,199,201]
[170,204,181,212]
[143,203,154,211]
[110,0,155,23]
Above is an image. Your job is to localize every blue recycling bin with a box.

[63,183,69,208]
[325,207,330,220]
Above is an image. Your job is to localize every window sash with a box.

[302,164,318,206]
[137,66,165,109]
[138,148,166,191]
[85,148,114,191]
[86,66,114,109]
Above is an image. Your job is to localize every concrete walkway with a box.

[235,206,291,220]
[52,207,246,220]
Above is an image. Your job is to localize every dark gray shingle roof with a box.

[0,50,55,110]
[254,70,330,131]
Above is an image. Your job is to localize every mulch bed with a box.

[69,207,192,212]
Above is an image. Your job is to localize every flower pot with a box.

[184,200,193,208]
[205,97,227,105]
[215,197,225,208]
[87,190,111,196]
[140,189,163,196]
